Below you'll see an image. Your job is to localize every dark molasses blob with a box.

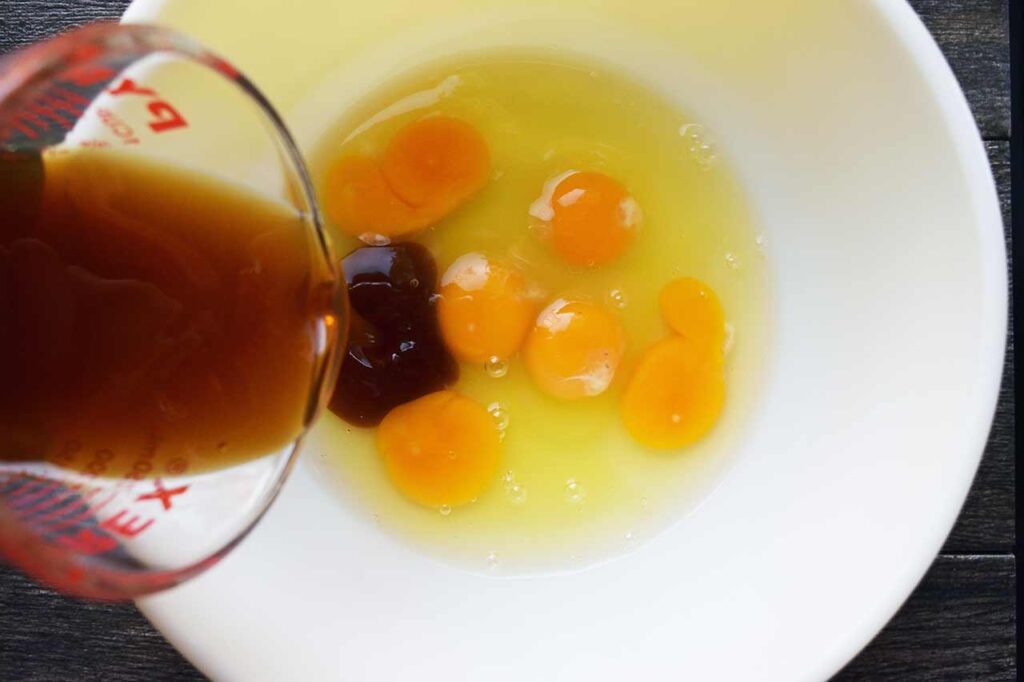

[329,243,458,426]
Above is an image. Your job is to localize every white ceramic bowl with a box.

[128,1,1006,680]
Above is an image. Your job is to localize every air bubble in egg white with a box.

[439,504,452,517]
[607,288,628,310]
[485,356,508,378]
[486,551,499,569]
[678,123,716,167]
[502,470,526,504]
[507,483,526,504]
[487,402,510,431]
[565,478,585,504]
[723,323,736,356]
[625,530,634,542]
[724,252,740,270]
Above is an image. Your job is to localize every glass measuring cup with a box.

[0,23,344,599]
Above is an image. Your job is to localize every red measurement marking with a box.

[105,78,189,134]
[83,448,115,477]
[67,42,103,66]
[42,504,92,533]
[95,107,137,144]
[108,78,158,97]
[135,480,188,511]
[62,63,115,87]
[42,92,87,118]
[56,528,118,555]
[165,457,187,475]
[147,100,187,133]
[43,489,115,534]
[122,461,152,481]
[17,109,50,129]
[8,481,61,509]
[2,121,38,140]
[43,503,93,534]
[123,436,159,481]
[29,491,81,525]
[53,440,82,466]
[52,86,90,107]
[28,101,74,127]
[5,478,39,500]
[15,487,72,516]
[100,509,154,538]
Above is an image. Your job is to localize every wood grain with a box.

[0,0,132,55]
[909,0,1011,140]
[0,1,1013,681]
[0,556,1016,682]
[0,565,201,681]
[833,556,1017,682]
[943,140,1015,555]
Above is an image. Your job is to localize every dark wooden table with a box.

[0,1,1015,680]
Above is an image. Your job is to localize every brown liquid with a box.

[0,150,336,478]
[329,243,457,427]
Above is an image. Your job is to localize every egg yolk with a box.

[532,171,640,267]
[438,253,536,364]
[323,154,422,240]
[376,391,501,508]
[324,115,490,241]
[659,277,725,355]
[620,336,724,450]
[524,298,625,400]
[381,115,490,209]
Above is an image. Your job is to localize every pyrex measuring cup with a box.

[0,23,344,599]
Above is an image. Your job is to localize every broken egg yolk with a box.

[324,115,490,241]
[524,298,625,400]
[659,277,725,355]
[532,171,640,267]
[620,336,724,450]
[323,155,424,241]
[438,253,536,364]
[376,390,501,508]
